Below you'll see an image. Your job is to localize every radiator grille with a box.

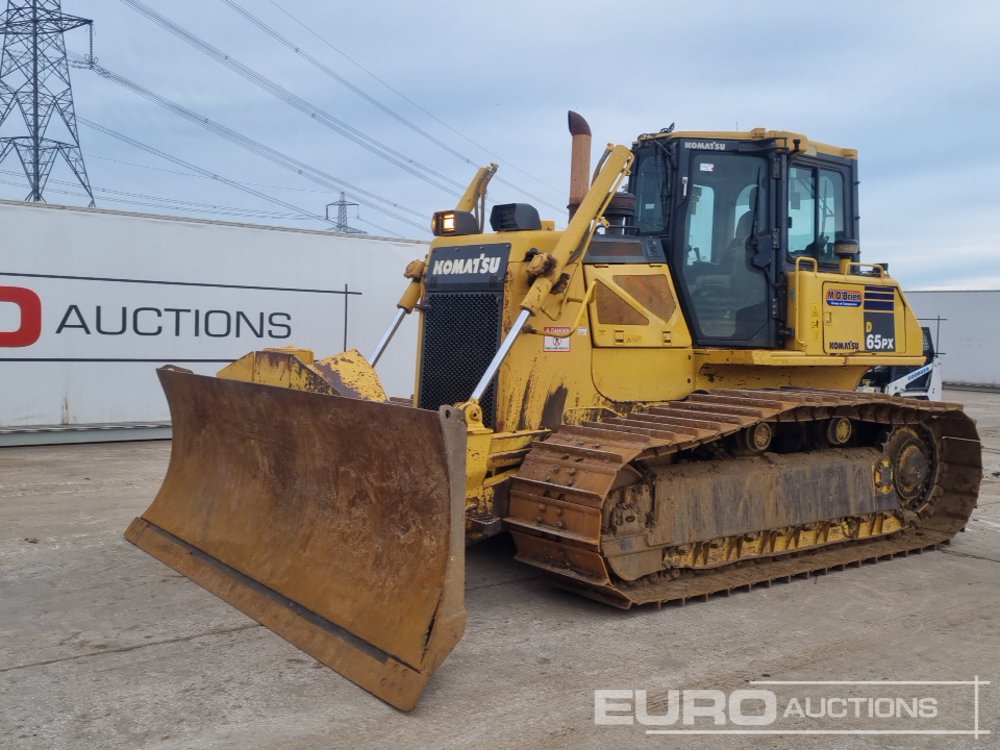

[418,291,502,428]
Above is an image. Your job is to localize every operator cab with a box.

[628,129,859,350]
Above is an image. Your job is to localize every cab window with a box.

[788,165,846,263]
[632,150,668,234]
[686,185,715,264]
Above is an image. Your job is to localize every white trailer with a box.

[0,200,425,444]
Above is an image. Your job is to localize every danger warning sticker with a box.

[543,327,571,352]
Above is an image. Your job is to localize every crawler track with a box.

[506,389,981,607]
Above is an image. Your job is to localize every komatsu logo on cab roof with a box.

[684,141,727,150]
[826,288,863,307]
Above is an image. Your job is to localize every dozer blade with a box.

[125,366,468,711]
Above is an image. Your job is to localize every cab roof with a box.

[635,128,857,160]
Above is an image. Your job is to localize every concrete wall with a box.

[0,200,426,428]
[907,290,1000,387]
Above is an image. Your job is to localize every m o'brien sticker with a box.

[826,288,862,307]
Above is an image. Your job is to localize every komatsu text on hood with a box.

[426,243,510,291]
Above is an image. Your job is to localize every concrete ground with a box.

[1,391,998,750]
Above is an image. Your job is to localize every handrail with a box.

[455,163,498,232]
[848,262,887,277]
[525,280,597,338]
[794,256,819,274]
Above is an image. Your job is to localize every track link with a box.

[506,389,982,608]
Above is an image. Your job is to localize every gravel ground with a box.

[1,390,997,750]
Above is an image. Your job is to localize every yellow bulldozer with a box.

[125,113,982,711]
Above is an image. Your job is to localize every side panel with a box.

[788,270,923,360]
[692,362,868,391]
[822,282,909,355]
[584,264,692,348]
[585,263,696,403]
[593,348,697,402]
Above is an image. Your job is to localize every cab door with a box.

[670,144,778,348]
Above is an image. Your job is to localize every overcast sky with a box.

[1,0,997,289]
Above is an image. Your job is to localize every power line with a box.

[78,117,335,227]
[0,171,314,220]
[118,0,464,200]
[353,215,403,238]
[265,0,564,199]
[77,57,429,230]
[218,0,563,213]
[219,0,465,164]
[0,168,305,217]
[73,54,430,233]
[88,152,346,197]
[1,166,407,236]
[89,152,211,179]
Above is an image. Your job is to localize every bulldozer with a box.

[125,113,982,711]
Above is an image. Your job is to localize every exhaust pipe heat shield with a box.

[125,366,468,710]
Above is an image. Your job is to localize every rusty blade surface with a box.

[125,367,467,710]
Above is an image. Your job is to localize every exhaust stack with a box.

[567,110,592,221]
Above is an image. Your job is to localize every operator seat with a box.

[729,186,758,261]
[724,186,766,331]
